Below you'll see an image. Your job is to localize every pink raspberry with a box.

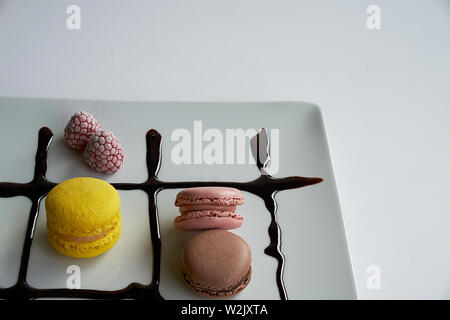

[83,130,124,174]
[64,111,102,151]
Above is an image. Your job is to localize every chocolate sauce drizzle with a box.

[0,127,322,300]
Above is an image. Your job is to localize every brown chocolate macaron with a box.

[181,229,252,298]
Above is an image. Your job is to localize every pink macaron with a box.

[174,187,244,231]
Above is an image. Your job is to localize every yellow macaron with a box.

[45,177,121,258]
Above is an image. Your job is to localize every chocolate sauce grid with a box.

[0,127,322,300]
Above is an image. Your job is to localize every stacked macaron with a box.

[174,187,252,298]
[182,230,252,298]
[174,187,244,230]
[64,111,124,174]
[45,177,121,258]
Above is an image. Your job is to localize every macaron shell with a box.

[182,230,252,296]
[45,177,121,235]
[175,187,244,206]
[174,210,243,230]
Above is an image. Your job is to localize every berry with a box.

[64,111,102,151]
[83,130,124,174]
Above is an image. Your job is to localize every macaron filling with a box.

[182,266,252,298]
[179,204,237,214]
[175,210,243,222]
[47,225,114,244]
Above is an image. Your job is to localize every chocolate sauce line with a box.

[0,126,322,300]
[16,128,54,286]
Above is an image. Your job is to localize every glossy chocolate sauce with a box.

[0,127,322,300]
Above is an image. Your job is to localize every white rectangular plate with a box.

[0,98,356,299]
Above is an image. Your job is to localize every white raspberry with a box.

[64,111,102,151]
[83,130,124,174]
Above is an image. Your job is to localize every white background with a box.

[0,0,449,299]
